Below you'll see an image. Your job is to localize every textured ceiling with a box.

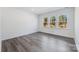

[15,7,64,14]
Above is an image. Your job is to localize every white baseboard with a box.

[2,31,38,40]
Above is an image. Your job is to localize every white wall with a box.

[75,7,79,51]
[0,8,2,52]
[2,8,38,40]
[38,8,74,38]
[0,10,1,39]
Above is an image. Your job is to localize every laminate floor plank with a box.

[1,32,77,52]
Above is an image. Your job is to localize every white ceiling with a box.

[16,7,64,15]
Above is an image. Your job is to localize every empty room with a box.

[0,7,78,52]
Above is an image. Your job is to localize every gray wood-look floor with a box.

[1,32,77,52]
